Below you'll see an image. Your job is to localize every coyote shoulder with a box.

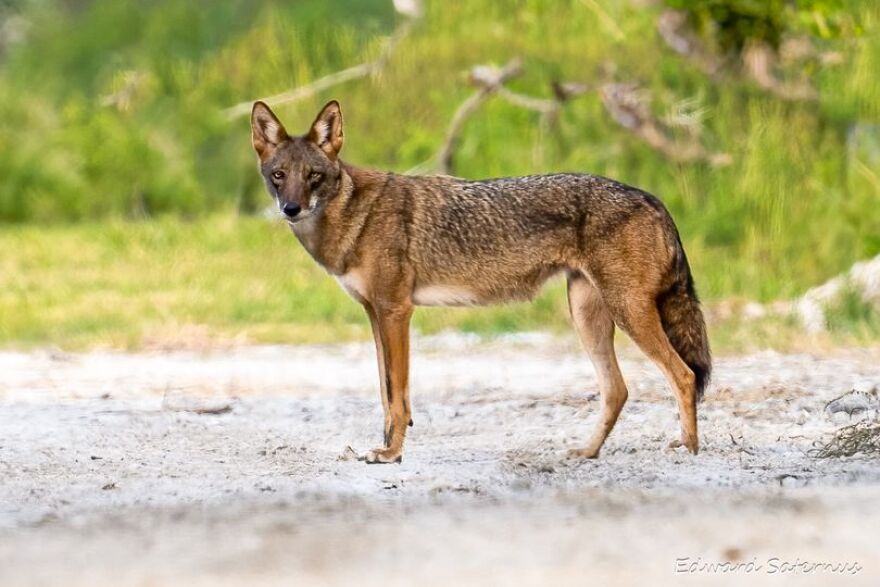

[251,100,711,464]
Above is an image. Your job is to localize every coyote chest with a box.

[334,270,368,303]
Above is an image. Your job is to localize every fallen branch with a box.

[599,83,730,165]
[223,19,413,120]
[411,60,589,175]
[498,81,589,115]
[496,86,557,114]
[809,419,880,458]
[161,385,236,415]
[434,58,524,174]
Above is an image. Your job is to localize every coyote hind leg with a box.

[566,272,629,459]
[606,295,699,455]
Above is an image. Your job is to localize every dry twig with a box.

[809,419,880,458]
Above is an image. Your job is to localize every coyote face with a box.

[252,101,344,225]
[251,100,712,465]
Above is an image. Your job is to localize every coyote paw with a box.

[566,447,600,460]
[363,447,403,464]
[668,436,699,455]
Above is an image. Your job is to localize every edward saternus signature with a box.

[675,557,863,575]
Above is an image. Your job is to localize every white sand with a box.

[1,336,879,585]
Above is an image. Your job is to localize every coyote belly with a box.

[412,285,479,307]
[251,99,711,464]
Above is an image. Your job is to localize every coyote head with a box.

[251,100,344,223]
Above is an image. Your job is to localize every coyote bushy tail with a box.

[657,241,712,401]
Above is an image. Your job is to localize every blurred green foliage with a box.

[0,0,393,222]
[665,0,856,51]
[0,0,878,310]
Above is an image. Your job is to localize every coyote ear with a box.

[308,100,344,161]
[251,101,288,159]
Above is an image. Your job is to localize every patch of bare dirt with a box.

[1,336,879,585]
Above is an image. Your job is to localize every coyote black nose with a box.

[282,202,301,218]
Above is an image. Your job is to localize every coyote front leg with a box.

[365,305,392,444]
[365,303,413,464]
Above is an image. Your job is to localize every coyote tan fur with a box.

[251,100,711,464]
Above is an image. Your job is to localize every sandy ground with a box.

[1,334,879,586]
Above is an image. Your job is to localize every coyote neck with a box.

[290,163,381,275]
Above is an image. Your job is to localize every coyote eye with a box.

[271,170,285,181]
[309,171,324,185]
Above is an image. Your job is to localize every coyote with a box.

[251,100,711,464]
